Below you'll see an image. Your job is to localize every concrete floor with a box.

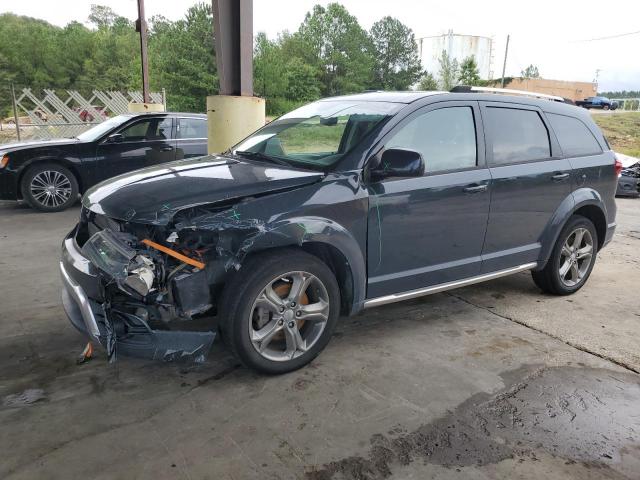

[0,199,639,480]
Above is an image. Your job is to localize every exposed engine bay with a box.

[73,205,261,363]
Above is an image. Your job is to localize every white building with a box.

[418,31,494,80]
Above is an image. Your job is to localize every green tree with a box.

[418,71,438,91]
[57,22,95,88]
[521,64,540,79]
[253,32,287,100]
[369,16,422,90]
[458,56,481,86]
[78,14,140,92]
[148,3,217,112]
[284,58,320,102]
[88,5,118,29]
[437,50,459,90]
[296,3,374,96]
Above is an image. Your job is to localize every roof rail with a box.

[451,85,565,102]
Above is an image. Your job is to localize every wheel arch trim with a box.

[231,216,367,316]
[537,188,608,268]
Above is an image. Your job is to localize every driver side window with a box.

[119,118,173,141]
[386,107,477,173]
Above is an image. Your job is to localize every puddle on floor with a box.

[306,365,640,479]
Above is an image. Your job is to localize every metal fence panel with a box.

[11,88,164,141]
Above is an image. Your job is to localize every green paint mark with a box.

[230,209,241,221]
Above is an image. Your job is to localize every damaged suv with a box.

[61,90,618,374]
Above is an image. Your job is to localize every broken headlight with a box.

[81,229,158,296]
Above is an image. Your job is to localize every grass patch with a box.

[593,112,640,158]
[279,120,345,153]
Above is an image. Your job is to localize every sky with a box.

[2,0,639,92]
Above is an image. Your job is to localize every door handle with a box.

[160,146,174,152]
[552,172,570,181]
[463,184,488,193]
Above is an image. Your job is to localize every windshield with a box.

[232,100,401,170]
[76,115,131,142]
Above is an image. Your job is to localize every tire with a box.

[603,104,610,110]
[219,249,341,374]
[21,163,79,212]
[531,215,598,295]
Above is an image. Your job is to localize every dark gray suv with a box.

[60,90,618,373]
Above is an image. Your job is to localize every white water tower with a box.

[418,30,494,80]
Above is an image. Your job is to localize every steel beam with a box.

[136,0,150,103]
[212,0,253,96]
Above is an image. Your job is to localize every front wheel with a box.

[219,249,340,374]
[532,215,598,295]
[21,163,79,212]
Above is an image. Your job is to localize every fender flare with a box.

[537,188,607,268]
[243,216,367,315]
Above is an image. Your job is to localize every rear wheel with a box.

[21,163,78,212]
[532,215,598,295]
[219,249,340,374]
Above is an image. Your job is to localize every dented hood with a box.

[82,155,324,224]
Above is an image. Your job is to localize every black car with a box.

[0,112,208,212]
[60,90,618,374]
[575,96,618,110]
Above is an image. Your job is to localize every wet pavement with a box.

[1,199,639,480]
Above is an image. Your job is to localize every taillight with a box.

[614,157,623,177]
[0,154,8,169]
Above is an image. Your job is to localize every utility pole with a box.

[11,83,20,142]
[136,0,150,103]
[501,34,510,88]
[594,69,601,84]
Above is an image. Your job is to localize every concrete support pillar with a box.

[128,102,166,113]
[206,95,264,153]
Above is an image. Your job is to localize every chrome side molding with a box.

[363,263,538,308]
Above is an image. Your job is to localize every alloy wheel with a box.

[558,227,594,287]
[249,271,330,362]
[30,170,72,208]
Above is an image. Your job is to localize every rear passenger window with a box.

[386,106,477,173]
[547,113,602,157]
[177,118,207,139]
[485,107,550,165]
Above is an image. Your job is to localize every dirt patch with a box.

[306,365,640,479]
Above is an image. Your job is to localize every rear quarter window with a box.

[485,107,551,165]
[546,113,602,157]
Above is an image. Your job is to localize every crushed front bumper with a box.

[616,176,640,197]
[60,227,216,362]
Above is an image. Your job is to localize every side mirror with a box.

[371,148,425,180]
[107,133,124,143]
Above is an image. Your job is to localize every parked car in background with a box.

[0,112,208,211]
[74,106,109,123]
[575,96,618,110]
[616,152,640,197]
[60,89,618,374]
